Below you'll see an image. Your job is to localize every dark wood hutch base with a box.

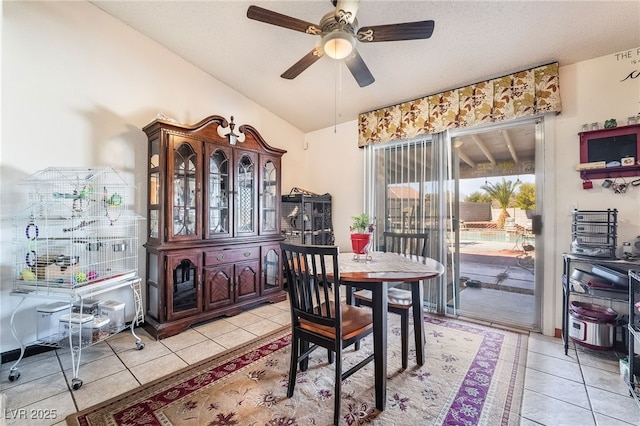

[143,281,286,340]
[142,115,287,339]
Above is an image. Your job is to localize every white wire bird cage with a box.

[12,167,142,293]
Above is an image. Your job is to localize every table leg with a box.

[411,280,425,365]
[345,285,355,305]
[371,281,388,411]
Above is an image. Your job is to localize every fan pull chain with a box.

[334,59,343,133]
[334,59,338,133]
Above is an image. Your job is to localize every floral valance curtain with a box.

[358,62,561,147]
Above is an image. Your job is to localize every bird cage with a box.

[281,189,334,246]
[12,167,142,292]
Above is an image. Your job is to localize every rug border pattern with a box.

[67,318,526,426]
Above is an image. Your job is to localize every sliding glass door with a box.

[448,119,542,329]
[365,118,543,330]
[364,133,454,314]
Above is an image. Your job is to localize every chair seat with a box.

[299,303,373,341]
[354,287,413,310]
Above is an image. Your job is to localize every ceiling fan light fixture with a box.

[322,31,355,59]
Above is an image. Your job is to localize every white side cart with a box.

[9,276,144,390]
[7,167,145,390]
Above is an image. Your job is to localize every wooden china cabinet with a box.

[142,115,286,339]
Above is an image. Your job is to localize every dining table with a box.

[331,251,445,411]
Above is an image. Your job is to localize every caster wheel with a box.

[136,341,145,350]
[72,379,83,390]
[8,370,20,382]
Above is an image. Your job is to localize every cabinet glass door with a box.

[207,149,230,237]
[167,254,201,320]
[262,246,280,293]
[148,138,161,241]
[236,153,256,234]
[261,160,277,233]
[171,141,199,238]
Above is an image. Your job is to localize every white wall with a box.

[0,1,306,353]
[550,48,640,335]
[303,120,364,251]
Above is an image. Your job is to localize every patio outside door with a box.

[448,119,543,330]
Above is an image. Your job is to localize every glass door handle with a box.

[531,215,542,235]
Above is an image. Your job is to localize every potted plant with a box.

[350,213,374,256]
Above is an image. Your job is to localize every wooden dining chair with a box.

[354,231,430,369]
[281,242,374,425]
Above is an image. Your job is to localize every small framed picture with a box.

[621,157,635,166]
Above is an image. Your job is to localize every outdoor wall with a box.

[458,204,532,229]
[0,2,306,354]
[459,202,492,222]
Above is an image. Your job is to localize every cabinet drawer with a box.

[204,248,258,266]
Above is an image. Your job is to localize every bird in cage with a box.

[288,206,299,228]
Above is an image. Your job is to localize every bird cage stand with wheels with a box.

[8,167,145,390]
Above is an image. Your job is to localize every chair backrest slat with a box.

[383,231,430,259]
[281,242,341,329]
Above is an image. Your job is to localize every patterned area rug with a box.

[67,314,527,426]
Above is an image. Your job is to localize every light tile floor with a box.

[1,298,639,426]
[522,333,639,426]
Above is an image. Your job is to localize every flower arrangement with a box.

[350,213,374,234]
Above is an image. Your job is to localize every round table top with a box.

[335,251,445,283]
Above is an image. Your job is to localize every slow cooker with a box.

[568,301,617,350]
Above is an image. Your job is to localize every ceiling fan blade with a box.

[357,20,435,42]
[345,50,374,87]
[247,5,322,35]
[281,48,324,80]
[335,0,360,24]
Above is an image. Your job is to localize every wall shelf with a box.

[580,164,640,180]
[578,123,640,180]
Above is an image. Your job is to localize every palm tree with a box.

[480,178,521,229]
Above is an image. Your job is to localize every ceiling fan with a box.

[247,1,435,87]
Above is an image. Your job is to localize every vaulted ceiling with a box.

[92,1,640,134]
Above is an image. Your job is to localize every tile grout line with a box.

[574,347,599,425]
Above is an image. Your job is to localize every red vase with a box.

[351,233,371,254]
